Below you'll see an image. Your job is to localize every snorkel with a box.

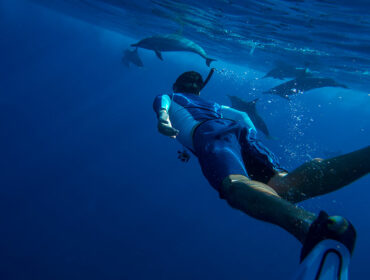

[199,68,215,92]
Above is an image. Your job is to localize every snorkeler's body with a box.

[153,70,369,259]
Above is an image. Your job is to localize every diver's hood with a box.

[173,68,215,94]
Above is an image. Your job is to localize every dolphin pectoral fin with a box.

[154,50,163,60]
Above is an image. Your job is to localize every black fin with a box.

[301,211,356,262]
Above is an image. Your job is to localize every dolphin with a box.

[262,61,312,80]
[131,34,216,67]
[227,95,272,138]
[122,48,143,68]
[263,77,348,99]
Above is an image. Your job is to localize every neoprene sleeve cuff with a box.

[153,94,171,117]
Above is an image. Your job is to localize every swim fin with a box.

[291,239,351,280]
[292,211,356,280]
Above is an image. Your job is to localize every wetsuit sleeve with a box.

[220,105,257,133]
[153,94,171,117]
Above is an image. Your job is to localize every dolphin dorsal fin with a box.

[251,98,259,104]
[246,98,259,110]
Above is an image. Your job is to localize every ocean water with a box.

[0,0,369,279]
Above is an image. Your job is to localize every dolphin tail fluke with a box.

[206,58,216,67]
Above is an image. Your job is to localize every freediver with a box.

[153,69,369,275]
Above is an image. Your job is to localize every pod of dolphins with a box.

[261,61,348,100]
[122,34,349,138]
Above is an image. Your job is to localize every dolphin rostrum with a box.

[122,48,144,68]
[227,95,272,138]
[131,34,216,67]
[263,77,348,99]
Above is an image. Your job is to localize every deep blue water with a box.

[0,1,369,279]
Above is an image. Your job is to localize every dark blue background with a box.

[1,1,369,279]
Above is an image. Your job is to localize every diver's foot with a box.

[300,211,356,261]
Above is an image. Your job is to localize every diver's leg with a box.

[194,120,315,242]
[221,174,316,243]
[269,146,370,203]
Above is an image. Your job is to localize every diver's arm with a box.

[153,94,179,137]
[220,105,257,133]
[157,109,179,137]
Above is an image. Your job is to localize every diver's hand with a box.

[158,110,179,138]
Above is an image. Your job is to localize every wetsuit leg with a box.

[193,119,316,242]
[222,175,316,242]
[194,121,249,194]
[268,146,370,203]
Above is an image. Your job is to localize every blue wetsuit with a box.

[153,93,284,194]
